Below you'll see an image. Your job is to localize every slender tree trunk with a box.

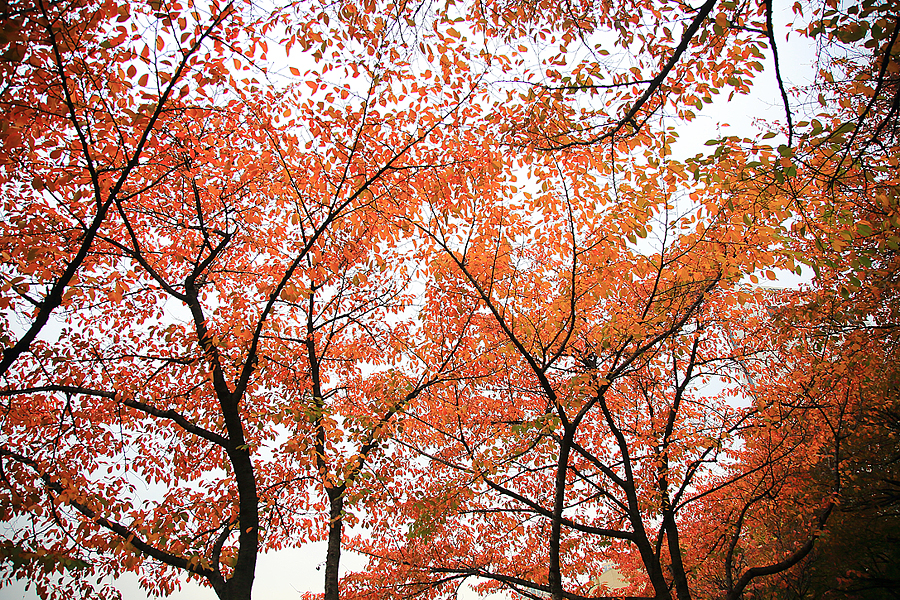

[225,443,259,600]
[598,396,672,600]
[324,486,345,600]
[548,426,574,600]
[659,459,690,600]
[663,508,692,600]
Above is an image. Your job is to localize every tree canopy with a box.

[1,0,898,599]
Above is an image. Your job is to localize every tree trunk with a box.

[324,486,345,600]
[548,426,574,600]
[664,509,692,600]
[213,579,254,600]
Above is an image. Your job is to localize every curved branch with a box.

[121,398,229,448]
[764,0,793,146]
[430,566,654,600]
[0,446,218,581]
[0,385,114,398]
[552,0,719,149]
[726,501,835,600]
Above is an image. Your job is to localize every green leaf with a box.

[832,122,856,137]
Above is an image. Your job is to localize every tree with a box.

[0,0,242,379]
[340,1,900,597]
[342,128,840,600]
[0,0,256,594]
[3,0,899,599]
[716,2,900,595]
[1,0,486,598]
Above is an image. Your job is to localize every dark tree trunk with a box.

[324,487,345,600]
[549,425,575,600]
[664,508,692,600]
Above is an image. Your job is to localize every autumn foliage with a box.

[1,0,898,599]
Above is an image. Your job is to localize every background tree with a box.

[716,1,900,596]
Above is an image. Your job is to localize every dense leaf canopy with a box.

[1,0,898,599]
